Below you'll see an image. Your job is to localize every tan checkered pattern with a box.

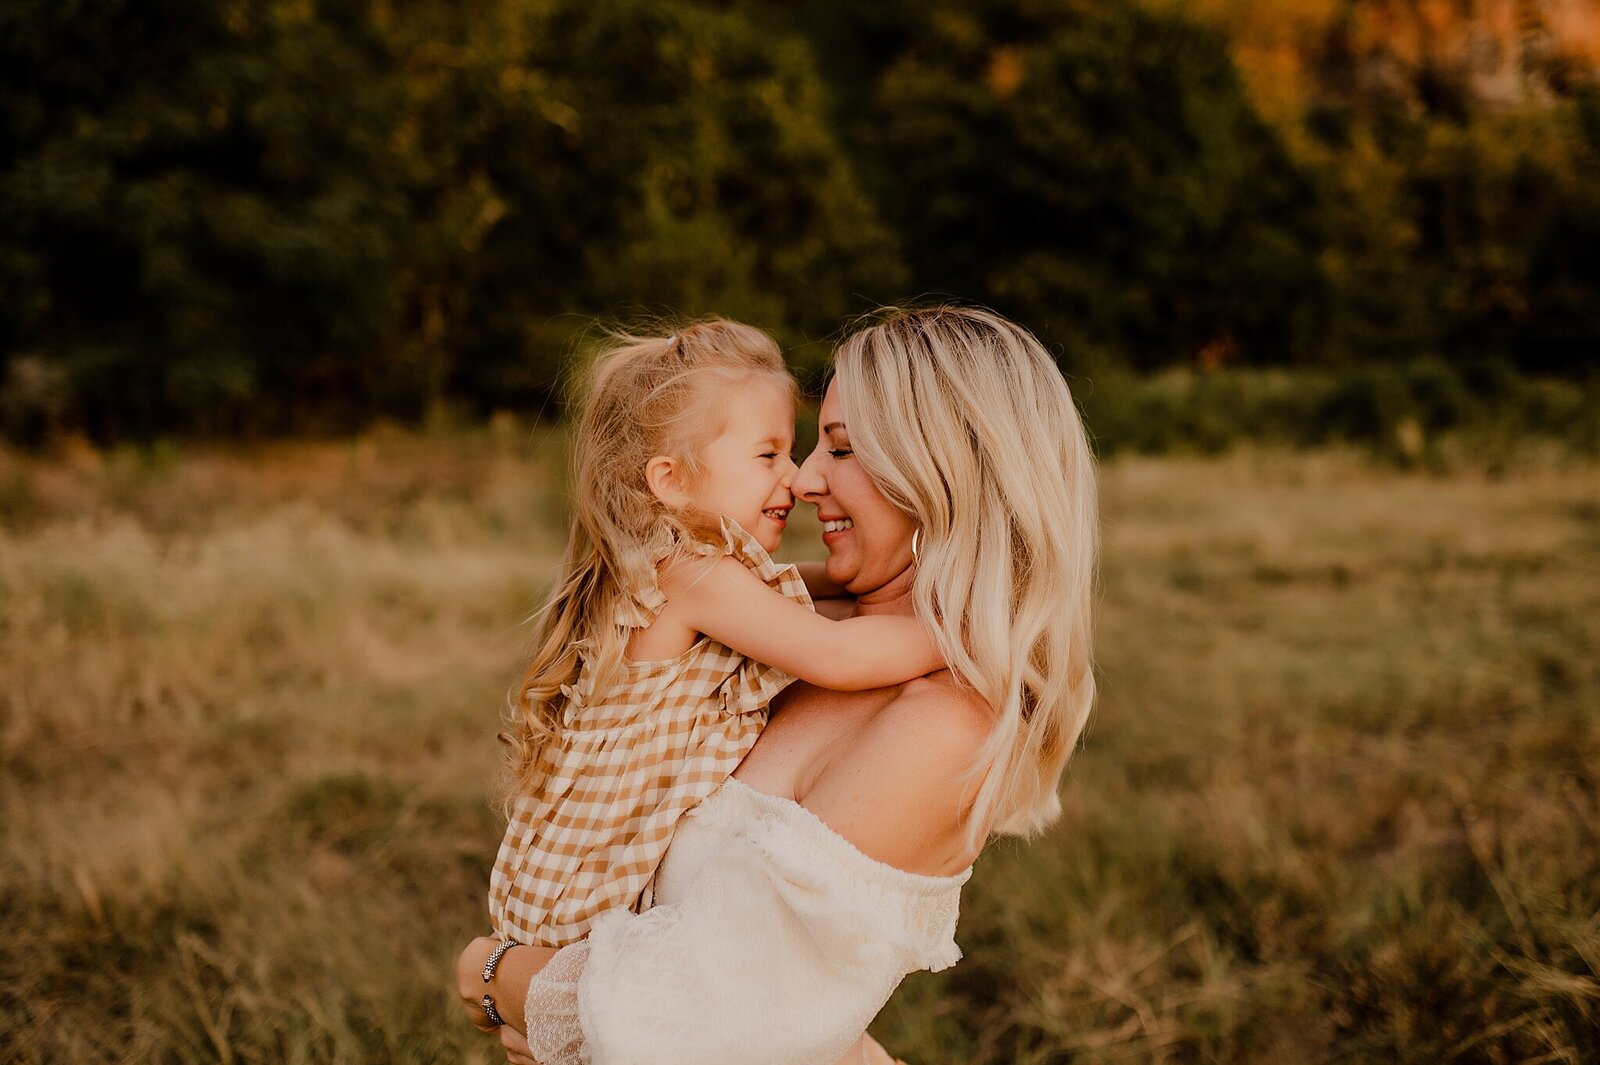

[488,518,812,947]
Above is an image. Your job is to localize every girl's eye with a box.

[829,448,853,459]
[759,452,779,460]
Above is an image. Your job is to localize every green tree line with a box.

[2,0,1596,441]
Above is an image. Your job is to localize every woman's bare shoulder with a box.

[876,671,995,751]
[798,672,994,875]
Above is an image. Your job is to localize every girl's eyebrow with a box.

[822,422,846,435]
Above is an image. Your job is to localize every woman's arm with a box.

[665,556,942,690]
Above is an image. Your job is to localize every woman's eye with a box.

[759,452,779,460]
[829,448,853,459]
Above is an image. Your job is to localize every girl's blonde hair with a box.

[501,318,796,793]
[833,306,1099,850]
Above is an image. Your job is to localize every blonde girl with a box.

[487,318,942,953]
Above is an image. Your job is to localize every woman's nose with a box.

[792,446,826,501]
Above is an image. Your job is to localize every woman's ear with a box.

[644,455,687,508]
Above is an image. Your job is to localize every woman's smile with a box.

[819,515,854,544]
[794,380,917,594]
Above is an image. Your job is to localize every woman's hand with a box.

[498,1024,539,1065]
[456,936,504,1033]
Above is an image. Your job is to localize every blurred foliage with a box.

[0,0,898,438]
[1,0,415,438]
[1310,88,1600,377]
[1082,358,1600,464]
[748,0,1326,374]
[1,0,1597,441]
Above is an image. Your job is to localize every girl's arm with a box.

[664,557,942,691]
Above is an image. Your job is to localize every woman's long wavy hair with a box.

[500,318,795,798]
[833,306,1098,850]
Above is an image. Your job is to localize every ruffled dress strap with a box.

[618,516,810,624]
[704,516,813,717]
[707,514,808,591]
[612,524,676,631]
[612,516,812,717]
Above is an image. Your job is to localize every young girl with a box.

[487,319,943,955]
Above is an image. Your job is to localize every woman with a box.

[458,306,1099,1064]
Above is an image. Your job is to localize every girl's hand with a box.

[456,936,504,1033]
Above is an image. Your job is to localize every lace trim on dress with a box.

[711,778,970,972]
[524,942,591,1065]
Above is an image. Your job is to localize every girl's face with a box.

[793,379,918,597]
[681,378,798,554]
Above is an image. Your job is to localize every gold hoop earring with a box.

[910,526,923,564]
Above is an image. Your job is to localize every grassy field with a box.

[2,427,1597,1063]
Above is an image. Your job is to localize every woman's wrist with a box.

[457,937,504,1032]
[485,940,560,1034]
[482,948,521,1031]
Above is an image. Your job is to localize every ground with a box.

[2,429,1595,1063]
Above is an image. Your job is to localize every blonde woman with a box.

[457,306,1099,1064]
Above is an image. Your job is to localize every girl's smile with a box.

[673,378,799,554]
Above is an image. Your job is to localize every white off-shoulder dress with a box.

[524,776,972,1065]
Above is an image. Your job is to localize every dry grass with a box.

[2,431,1597,1063]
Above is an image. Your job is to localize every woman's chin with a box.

[823,552,855,587]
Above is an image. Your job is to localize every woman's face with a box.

[793,379,918,598]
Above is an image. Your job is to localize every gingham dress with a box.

[488,517,812,947]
